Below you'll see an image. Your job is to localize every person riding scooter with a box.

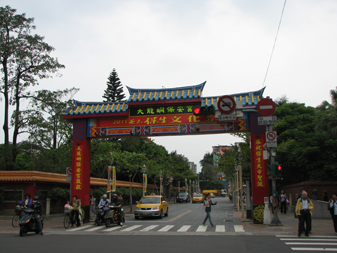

[19,193,32,208]
[111,194,122,226]
[31,196,43,235]
[98,194,110,216]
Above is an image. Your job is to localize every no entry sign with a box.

[257,98,276,116]
[217,95,236,114]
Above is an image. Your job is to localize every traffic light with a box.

[276,164,283,178]
[193,105,215,116]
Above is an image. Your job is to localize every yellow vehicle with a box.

[134,194,168,219]
[192,193,203,203]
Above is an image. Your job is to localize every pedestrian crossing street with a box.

[277,235,337,251]
[66,224,247,234]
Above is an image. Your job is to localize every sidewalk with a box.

[240,209,336,235]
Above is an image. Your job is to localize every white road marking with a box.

[157,225,174,232]
[140,225,159,232]
[103,226,122,232]
[196,225,207,232]
[120,225,142,232]
[234,225,244,232]
[215,225,225,232]
[177,225,191,232]
[85,226,104,232]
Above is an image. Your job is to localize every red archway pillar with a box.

[71,119,91,223]
[249,113,269,224]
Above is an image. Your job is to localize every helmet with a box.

[33,196,39,202]
[103,194,107,198]
[112,194,117,198]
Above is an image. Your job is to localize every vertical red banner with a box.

[250,133,269,205]
[71,139,91,206]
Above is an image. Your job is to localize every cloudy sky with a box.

[1,0,337,172]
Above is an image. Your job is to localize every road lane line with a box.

[177,225,191,232]
[215,225,225,232]
[196,225,207,232]
[120,225,142,232]
[140,225,159,232]
[157,225,174,232]
[234,225,244,232]
[167,210,193,222]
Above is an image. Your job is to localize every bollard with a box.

[46,198,50,216]
[263,197,271,224]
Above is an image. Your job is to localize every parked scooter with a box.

[19,208,43,236]
[104,203,125,227]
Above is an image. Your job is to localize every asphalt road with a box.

[2,197,337,252]
[0,233,291,253]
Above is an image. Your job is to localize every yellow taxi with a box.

[192,193,204,203]
[134,194,168,219]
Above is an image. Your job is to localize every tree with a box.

[274,102,337,184]
[21,88,78,150]
[200,152,215,179]
[113,150,147,212]
[0,6,65,170]
[0,6,35,169]
[102,68,125,102]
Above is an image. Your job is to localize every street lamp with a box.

[142,164,146,196]
[185,178,187,193]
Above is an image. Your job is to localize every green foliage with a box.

[102,68,126,102]
[48,188,69,202]
[275,102,337,184]
[200,180,223,191]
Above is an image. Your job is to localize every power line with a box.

[262,0,287,88]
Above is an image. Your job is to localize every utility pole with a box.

[267,124,282,226]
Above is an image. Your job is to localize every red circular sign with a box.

[257,98,276,116]
[217,95,236,114]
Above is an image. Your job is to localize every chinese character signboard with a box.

[251,133,269,205]
[74,145,83,191]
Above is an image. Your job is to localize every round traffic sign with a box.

[266,131,277,141]
[257,98,276,116]
[66,167,72,175]
[217,95,236,114]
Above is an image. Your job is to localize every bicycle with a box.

[64,207,84,229]
[12,205,23,228]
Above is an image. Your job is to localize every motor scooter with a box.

[104,203,125,227]
[19,208,43,236]
[94,206,109,226]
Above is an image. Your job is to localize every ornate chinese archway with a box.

[63,81,268,223]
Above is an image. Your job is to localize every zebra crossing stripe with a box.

[67,226,89,231]
[177,225,191,232]
[140,225,159,232]
[196,225,207,232]
[121,225,142,232]
[215,225,225,232]
[157,225,174,232]
[286,243,337,246]
[234,225,244,232]
[291,247,337,251]
[85,226,104,232]
[103,226,122,232]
